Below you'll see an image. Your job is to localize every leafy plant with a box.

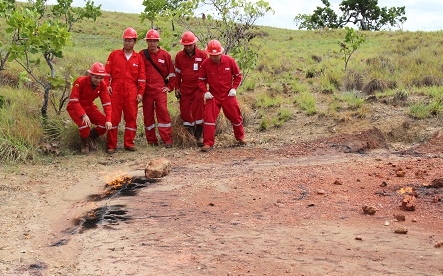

[339,27,366,71]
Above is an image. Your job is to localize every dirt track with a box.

[1,129,443,275]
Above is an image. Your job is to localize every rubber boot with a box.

[194,124,204,147]
[185,126,194,135]
[88,128,99,151]
[80,138,89,154]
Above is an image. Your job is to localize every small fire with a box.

[106,175,133,190]
[397,186,414,194]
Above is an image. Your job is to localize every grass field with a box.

[1,8,443,163]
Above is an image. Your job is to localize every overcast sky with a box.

[47,0,443,31]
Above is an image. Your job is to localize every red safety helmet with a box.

[145,29,160,40]
[122,27,137,39]
[87,62,107,76]
[180,31,198,45]
[205,39,224,55]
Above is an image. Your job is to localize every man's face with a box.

[183,44,195,55]
[90,74,104,86]
[123,38,136,50]
[146,39,159,51]
[209,54,221,63]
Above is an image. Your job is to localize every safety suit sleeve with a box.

[67,78,86,119]
[104,51,114,87]
[231,59,243,90]
[137,54,146,97]
[98,81,112,122]
[165,53,176,92]
[198,60,209,94]
[174,55,182,91]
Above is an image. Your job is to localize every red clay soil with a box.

[0,128,442,275]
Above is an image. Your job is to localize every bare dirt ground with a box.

[1,102,443,276]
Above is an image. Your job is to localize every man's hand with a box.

[204,91,214,100]
[82,115,92,128]
[108,86,113,95]
[105,121,112,130]
[228,88,236,97]
[137,94,143,103]
[162,87,170,93]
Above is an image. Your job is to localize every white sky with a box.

[46,0,443,31]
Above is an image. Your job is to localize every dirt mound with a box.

[401,129,443,156]
[278,127,387,156]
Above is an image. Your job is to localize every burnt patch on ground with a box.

[69,204,130,234]
[87,176,158,201]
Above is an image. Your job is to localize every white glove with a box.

[204,91,214,100]
[228,88,236,97]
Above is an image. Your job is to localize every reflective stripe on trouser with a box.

[143,91,173,145]
[107,83,138,149]
[179,90,204,128]
[68,105,107,139]
[203,96,245,147]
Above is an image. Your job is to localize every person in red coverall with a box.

[198,39,246,152]
[104,27,146,154]
[67,62,112,154]
[174,31,207,147]
[140,29,176,148]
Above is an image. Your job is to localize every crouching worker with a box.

[67,62,112,153]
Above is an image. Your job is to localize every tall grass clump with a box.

[294,91,317,115]
[0,88,43,163]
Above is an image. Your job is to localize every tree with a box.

[140,0,195,30]
[339,27,365,71]
[51,0,102,31]
[1,0,101,118]
[294,0,406,31]
[141,0,273,78]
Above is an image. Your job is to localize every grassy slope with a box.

[1,9,443,162]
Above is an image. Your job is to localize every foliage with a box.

[294,91,317,115]
[52,0,102,31]
[295,0,407,31]
[0,87,42,163]
[141,0,196,30]
[339,27,366,71]
[175,0,273,77]
[1,0,101,118]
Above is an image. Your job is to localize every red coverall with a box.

[105,49,146,150]
[174,46,207,128]
[67,76,111,138]
[198,55,244,147]
[140,47,176,145]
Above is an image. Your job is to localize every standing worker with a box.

[198,39,246,152]
[140,29,176,148]
[67,62,112,154]
[174,31,207,147]
[104,27,146,154]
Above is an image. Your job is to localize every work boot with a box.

[88,128,99,151]
[238,138,247,146]
[80,138,89,154]
[194,125,204,147]
[185,126,194,135]
[200,145,212,152]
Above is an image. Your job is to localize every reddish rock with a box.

[145,158,171,178]
[401,195,416,211]
[362,205,377,215]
